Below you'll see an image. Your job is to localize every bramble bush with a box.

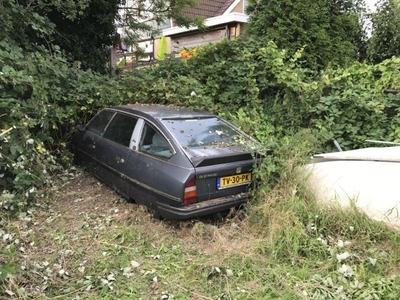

[1,34,399,214]
[0,0,130,211]
[310,58,400,151]
[122,39,400,151]
[1,10,400,300]
[0,41,125,211]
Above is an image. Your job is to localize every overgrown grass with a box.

[1,144,400,299]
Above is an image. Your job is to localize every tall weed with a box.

[245,129,400,299]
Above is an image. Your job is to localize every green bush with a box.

[310,58,400,151]
[123,39,399,152]
[0,43,124,209]
[1,35,399,213]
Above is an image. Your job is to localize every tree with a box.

[245,0,367,70]
[117,0,202,50]
[0,0,115,73]
[46,0,121,73]
[1,0,200,73]
[47,0,201,73]
[368,0,400,63]
[0,0,56,51]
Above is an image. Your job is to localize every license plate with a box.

[217,173,252,189]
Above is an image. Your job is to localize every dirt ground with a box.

[2,172,250,297]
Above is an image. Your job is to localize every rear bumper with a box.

[156,193,248,220]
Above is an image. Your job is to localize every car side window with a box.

[103,113,138,147]
[139,123,173,159]
[87,110,114,136]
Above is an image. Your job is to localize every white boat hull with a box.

[305,147,400,227]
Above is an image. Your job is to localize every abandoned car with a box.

[71,104,261,220]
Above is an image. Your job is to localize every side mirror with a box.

[76,124,86,132]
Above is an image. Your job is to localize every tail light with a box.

[183,177,197,205]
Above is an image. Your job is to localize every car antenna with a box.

[333,139,343,152]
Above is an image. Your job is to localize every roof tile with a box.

[184,0,236,18]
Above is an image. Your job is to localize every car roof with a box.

[111,104,215,119]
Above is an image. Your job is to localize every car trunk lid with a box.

[185,148,256,202]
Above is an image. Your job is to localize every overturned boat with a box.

[305,144,400,227]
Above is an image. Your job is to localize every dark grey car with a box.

[71,104,260,220]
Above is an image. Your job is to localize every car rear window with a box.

[87,110,114,136]
[139,122,173,159]
[103,113,138,147]
[161,117,252,149]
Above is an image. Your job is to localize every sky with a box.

[363,0,380,36]
[365,0,378,12]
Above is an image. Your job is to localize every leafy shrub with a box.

[0,42,124,210]
[119,70,214,112]
[310,57,400,151]
[123,39,399,153]
[2,32,399,214]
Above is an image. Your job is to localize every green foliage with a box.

[185,40,263,113]
[119,64,215,111]
[0,0,113,73]
[310,57,400,151]
[245,0,367,70]
[117,0,203,53]
[122,38,399,153]
[0,39,124,209]
[368,0,400,63]
[0,0,55,50]
[0,0,202,74]
[46,0,121,73]
[228,107,277,145]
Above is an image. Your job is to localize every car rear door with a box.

[94,113,138,198]
[72,110,115,173]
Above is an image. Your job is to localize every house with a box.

[156,0,249,56]
[113,0,249,66]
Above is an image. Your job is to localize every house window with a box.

[158,19,172,30]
